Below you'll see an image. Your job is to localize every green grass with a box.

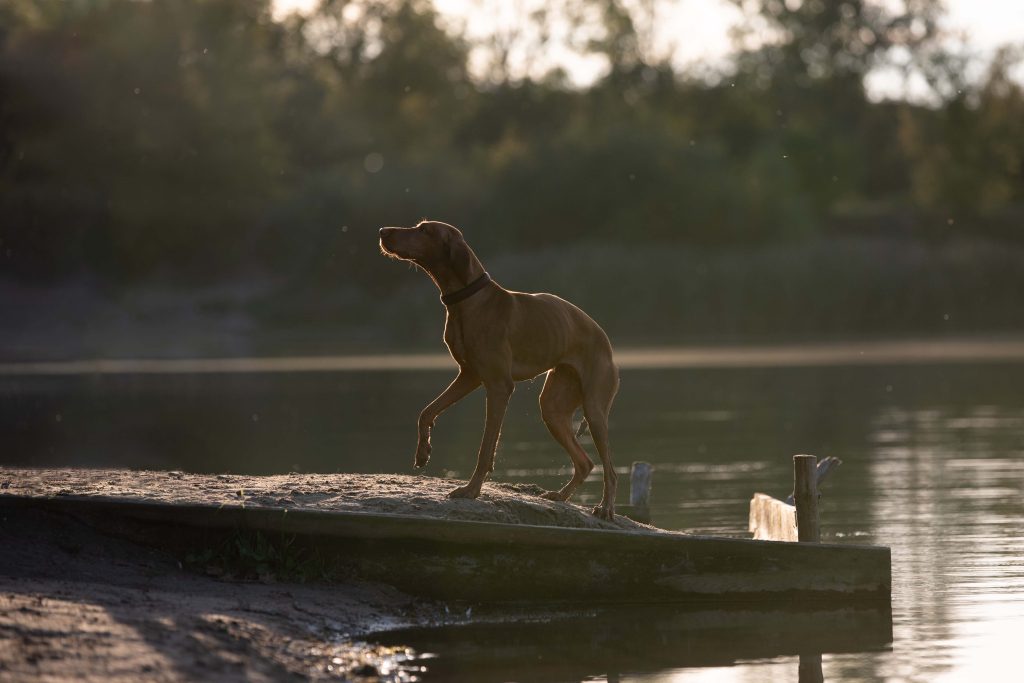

[183,530,337,583]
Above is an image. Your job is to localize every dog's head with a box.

[379,220,474,283]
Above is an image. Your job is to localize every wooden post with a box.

[629,461,653,508]
[793,454,820,543]
[798,653,824,683]
[786,456,842,505]
[618,461,653,524]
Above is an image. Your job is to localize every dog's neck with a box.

[440,272,492,306]
[425,255,487,301]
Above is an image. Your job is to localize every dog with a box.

[379,220,620,519]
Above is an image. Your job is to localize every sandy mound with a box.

[0,468,654,532]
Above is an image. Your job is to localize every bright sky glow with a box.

[274,0,1024,96]
[945,1,1024,47]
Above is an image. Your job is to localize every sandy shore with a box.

[0,468,649,531]
[0,505,447,682]
[4,338,1024,375]
[0,468,652,681]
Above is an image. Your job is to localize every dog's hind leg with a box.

[539,365,593,502]
[582,360,619,520]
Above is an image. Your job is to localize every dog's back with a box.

[505,290,615,382]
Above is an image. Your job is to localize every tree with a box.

[901,46,1024,218]
[729,0,944,88]
[1,0,293,281]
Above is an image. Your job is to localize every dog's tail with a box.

[575,418,589,439]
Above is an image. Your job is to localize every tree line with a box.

[1,0,1021,293]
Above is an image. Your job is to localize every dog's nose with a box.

[380,227,394,237]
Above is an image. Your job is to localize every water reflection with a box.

[863,404,1024,681]
[3,362,1024,681]
[372,604,892,682]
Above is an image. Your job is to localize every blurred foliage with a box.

[184,530,336,582]
[0,0,1022,339]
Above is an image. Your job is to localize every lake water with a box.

[3,359,1024,681]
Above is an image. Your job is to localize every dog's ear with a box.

[446,235,472,282]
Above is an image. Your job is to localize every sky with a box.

[274,0,1024,97]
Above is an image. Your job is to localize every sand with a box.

[0,467,651,531]
[0,467,654,681]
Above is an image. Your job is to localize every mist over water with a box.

[4,359,1023,680]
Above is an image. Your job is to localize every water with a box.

[3,361,1024,681]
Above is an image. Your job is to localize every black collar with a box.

[441,272,492,306]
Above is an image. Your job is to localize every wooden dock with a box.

[1,458,890,605]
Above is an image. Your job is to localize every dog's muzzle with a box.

[379,227,398,255]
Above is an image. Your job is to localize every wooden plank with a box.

[750,455,825,543]
[0,494,890,604]
[794,454,821,543]
[749,492,797,542]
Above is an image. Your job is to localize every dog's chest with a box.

[443,314,469,365]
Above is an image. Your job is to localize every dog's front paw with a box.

[540,490,568,502]
[591,503,615,521]
[447,484,481,500]
[413,442,431,468]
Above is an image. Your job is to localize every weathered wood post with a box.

[798,653,824,683]
[750,455,840,542]
[629,461,653,509]
[793,454,820,543]
[618,461,653,523]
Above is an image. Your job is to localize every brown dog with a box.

[379,220,620,519]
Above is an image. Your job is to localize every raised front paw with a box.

[591,503,615,521]
[413,442,431,468]
[447,483,481,499]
